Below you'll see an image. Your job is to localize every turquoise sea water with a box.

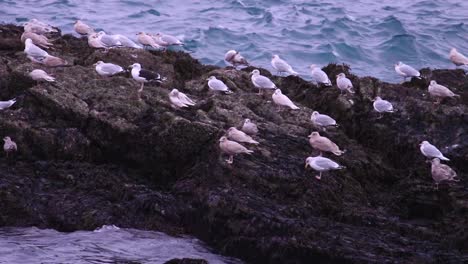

[1,0,467,82]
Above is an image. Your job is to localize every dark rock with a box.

[0,25,467,263]
[164,258,208,264]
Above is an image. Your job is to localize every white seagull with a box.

[0,99,16,110]
[207,76,233,94]
[373,96,394,118]
[311,111,338,130]
[151,33,184,48]
[224,50,249,67]
[271,55,298,76]
[251,69,276,95]
[168,89,196,108]
[428,80,460,104]
[241,119,258,135]
[74,20,94,35]
[24,39,67,67]
[309,65,331,86]
[336,73,354,95]
[305,156,345,180]
[272,89,299,110]
[29,69,55,82]
[420,141,450,161]
[449,48,468,67]
[395,61,421,81]
[94,61,125,77]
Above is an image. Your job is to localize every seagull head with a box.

[450,48,457,54]
[206,76,216,81]
[309,64,318,69]
[244,118,251,124]
[136,32,145,36]
[372,96,382,102]
[273,89,282,95]
[308,131,320,138]
[305,157,313,168]
[429,80,437,85]
[170,89,179,96]
[3,136,11,142]
[97,31,106,36]
[93,61,104,66]
[420,140,429,146]
[336,73,345,78]
[219,136,228,142]
[311,111,319,117]
[272,54,279,60]
[250,69,260,76]
[431,158,441,165]
[25,38,33,45]
[227,127,237,133]
[395,61,403,67]
[129,63,141,69]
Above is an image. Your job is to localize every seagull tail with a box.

[453,94,461,98]
[440,156,450,161]
[45,76,55,82]
[224,90,234,95]
[245,149,254,155]
[249,139,260,145]
[289,70,299,76]
[290,105,300,110]
[337,165,346,170]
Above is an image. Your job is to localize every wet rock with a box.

[164,258,208,264]
[0,25,467,263]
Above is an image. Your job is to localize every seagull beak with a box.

[305,163,309,169]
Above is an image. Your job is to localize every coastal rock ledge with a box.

[0,25,467,263]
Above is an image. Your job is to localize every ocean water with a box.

[0,226,242,264]
[1,0,467,82]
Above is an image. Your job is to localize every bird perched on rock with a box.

[219,136,253,164]
[87,33,107,49]
[24,39,67,67]
[227,127,259,144]
[272,89,299,110]
[311,111,338,131]
[20,32,53,49]
[394,62,421,81]
[3,137,17,157]
[373,96,394,118]
[136,32,161,49]
[428,80,459,104]
[113,35,142,49]
[151,33,183,48]
[97,31,122,48]
[420,141,449,161]
[241,119,258,135]
[271,55,298,76]
[168,89,196,108]
[310,65,331,86]
[24,19,58,34]
[449,48,468,67]
[94,61,125,77]
[207,76,233,94]
[430,158,459,189]
[0,99,16,110]
[336,73,354,95]
[29,69,55,82]
[74,20,94,35]
[129,63,166,99]
[225,50,249,67]
[305,156,345,180]
[308,132,344,156]
[251,69,276,95]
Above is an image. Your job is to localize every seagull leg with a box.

[376,113,383,119]
[226,155,234,164]
[434,183,439,190]
[315,172,322,180]
[257,89,262,95]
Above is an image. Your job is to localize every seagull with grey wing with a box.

[336,73,354,95]
[97,31,122,48]
[311,111,338,131]
[305,156,345,180]
[420,141,450,161]
[168,89,196,108]
[373,96,394,118]
[272,89,299,111]
[207,76,233,94]
[94,61,125,77]
[271,55,298,76]
[309,64,331,86]
[395,61,421,81]
[0,99,16,110]
[449,48,468,67]
[250,69,276,95]
[151,32,183,50]
[24,38,67,67]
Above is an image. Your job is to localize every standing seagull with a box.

[309,65,331,86]
[0,99,16,110]
[395,62,421,81]
[272,89,300,110]
[311,111,338,131]
[207,76,233,94]
[224,50,249,67]
[251,69,276,95]
[74,20,94,35]
[129,63,166,99]
[271,55,298,76]
[449,48,468,67]
[430,158,459,189]
[420,141,450,161]
[305,156,345,180]
[336,73,354,95]
[29,69,55,82]
[136,32,161,49]
[219,136,253,164]
[428,80,459,104]
[3,137,17,157]
[24,39,67,67]
[373,96,394,118]
[241,119,258,135]
[94,61,125,77]
[168,89,196,108]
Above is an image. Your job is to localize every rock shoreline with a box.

[0,24,467,263]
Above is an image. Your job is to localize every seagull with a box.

[129,63,166,99]
[336,73,354,95]
[309,65,331,86]
[24,39,67,67]
[420,141,450,161]
[113,35,142,49]
[449,48,468,67]
[251,69,276,95]
[151,33,183,48]
[272,89,299,110]
[24,19,57,34]
[74,20,94,35]
[29,69,55,82]
[97,31,122,48]
[430,158,459,190]
[21,32,53,49]
[87,33,107,49]
[0,99,16,110]
[271,55,298,76]
[241,119,258,135]
[168,89,196,108]
[219,136,253,164]
[94,61,125,77]
[136,32,161,49]
[308,132,344,156]
[428,80,460,104]
[305,156,345,180]
[311,111,338,131]
[224,50,249,67]
[373,96,394,118]
[207,76,233,94]
[394,62,421,81]
[3,137,17,157]
[227,127,259,144]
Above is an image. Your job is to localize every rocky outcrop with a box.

[0,25,467,263]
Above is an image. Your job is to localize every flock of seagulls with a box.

[2,18,466,188]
